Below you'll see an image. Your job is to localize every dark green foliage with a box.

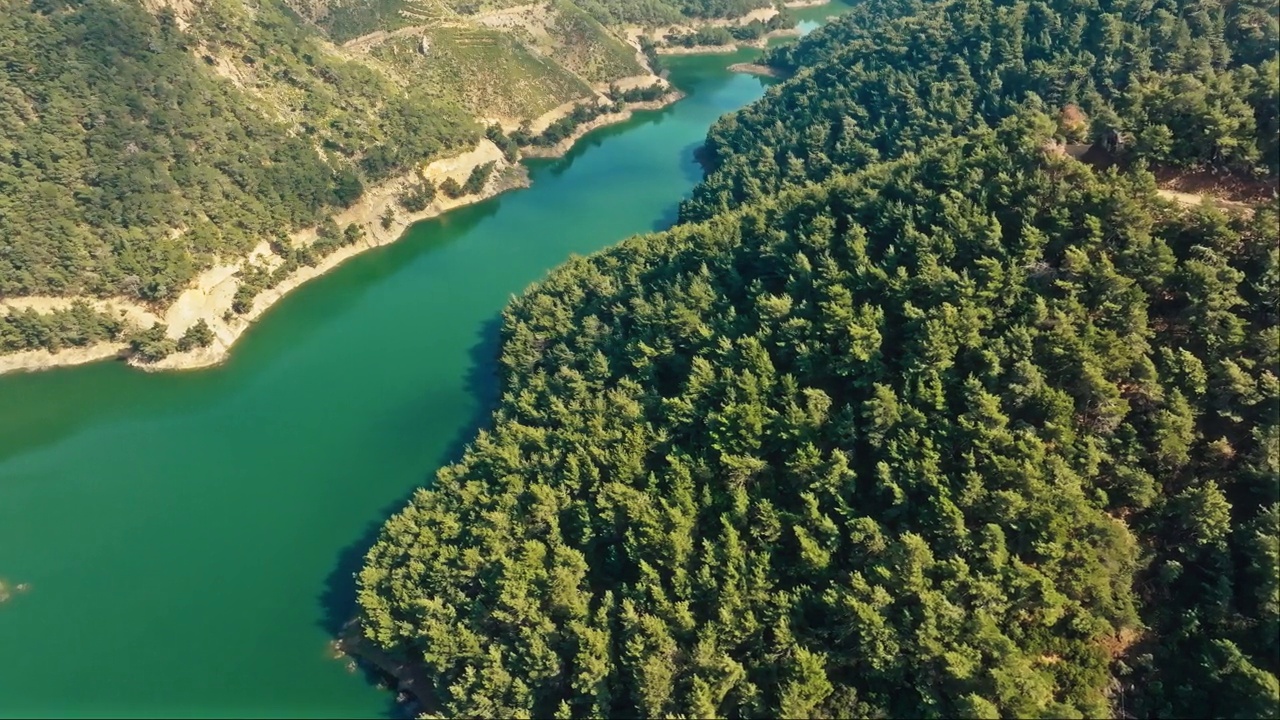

[663,12,792,48]
[0,0,785,333]
[0,302,128,353]
[397,180,439,214]
[463,161,498,196]
[665,25,734,47]
[638,35,661,68]
[608,82,669,103]
[357,91,478,183]
[488,124,522,163]
[176,319,215,352]
[531,101,623,148]
[230,253,296,315]
[440,177,464,200]
[355,2,1279,718]
[380,207,396,231]
[571,0,772,26]
[311,218,364,260]
[510,121,537,147]
[127,323,176,363]
[673,0,773,20]
[726,10,793,40]
[333,168,367,207]
[356,114,1279,717]
[682,0,1280,222]
[232,283,260,316]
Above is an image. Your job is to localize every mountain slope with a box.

[354,0,1279,717]
[0,0,753,363]
[682,0,1279,222]
[355,113,1279,719]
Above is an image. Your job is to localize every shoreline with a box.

[0,91,683,378]
[334,620,433,717]
[519,91,686,159]
[728,61,785,77]
[640,0,826,56]
[651,29,800,56]
[0,1,840,377]
[0,140,525,376]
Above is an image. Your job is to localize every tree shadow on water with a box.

[316,315,505,718]
[652,140,712,232]
[683,140,714,184]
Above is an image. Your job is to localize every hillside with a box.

[683,0,1279,222]
[0,0,762,368]
[356,112,1280,720]
[354,0,1280,717]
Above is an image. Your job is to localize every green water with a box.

[0,6,849,717]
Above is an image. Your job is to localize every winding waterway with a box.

[0,5,848,717]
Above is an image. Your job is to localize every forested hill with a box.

[357,114,1279,718]
[355,0,1280,717]
[682,0,1279,222]
[0,0,769,358]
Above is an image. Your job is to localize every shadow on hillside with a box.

[315,314,504,717]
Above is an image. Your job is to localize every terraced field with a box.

[371,24,594,121]
[0,0,758,364]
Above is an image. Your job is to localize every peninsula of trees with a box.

[356,0,1279,717]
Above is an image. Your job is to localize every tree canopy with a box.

[682,0,1279,223]
[358,116,1280,718]
[356,0,1279,717]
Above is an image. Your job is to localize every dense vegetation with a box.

[1,0,773,359]
[520,101,624,148]
[0,0,477,304]
[544,0,773,28]
[357,0,1279,718]
[0,302,128,354]
[663,10,793,48]
[683,0,1280,222]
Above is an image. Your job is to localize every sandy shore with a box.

[728,62,785,77]
[0,139,524,376]
[656,43,740,55]
[519,91,685,159]
[654,27,801,55]
[0,3,796,378]
[0,90,685,377]
[0,343,132,376]
[646,19,802,56]
[625,6,782,46]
